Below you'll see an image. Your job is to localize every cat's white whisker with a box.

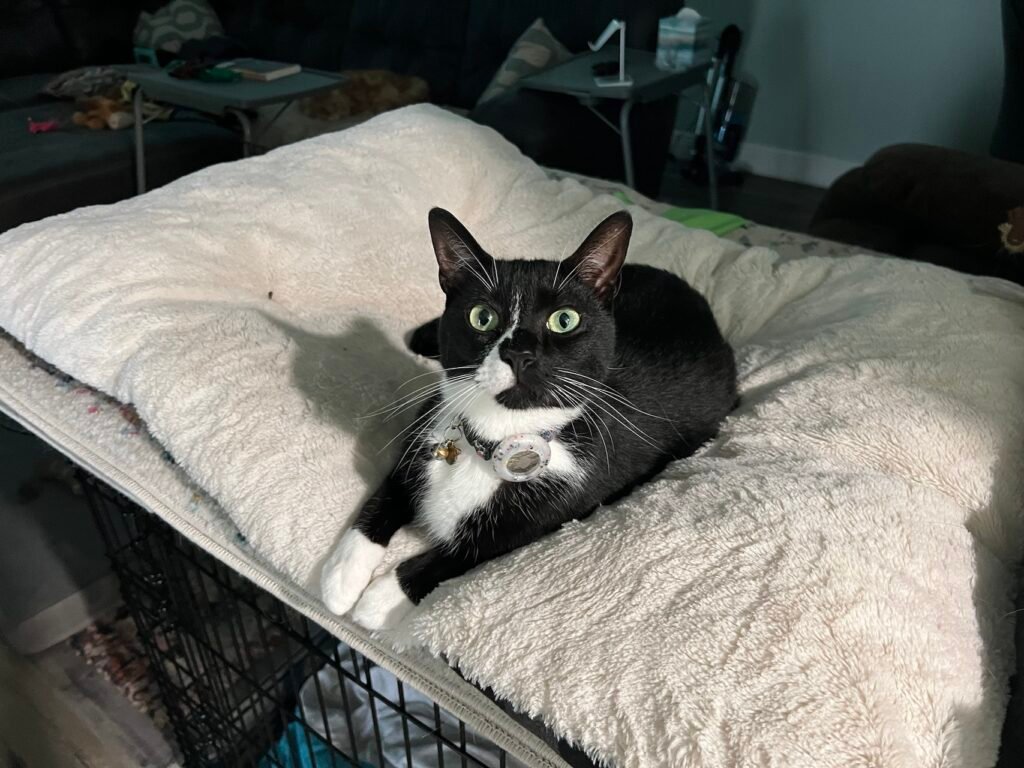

[556,375,639,414]
[397,394,471,473]
[549,388,581,443]
[549,385,576,424]
[556,256,589,292]
[379,380,475,452]
[551,232,577,289]
[555,369,669,420]
[552,382,612,471]
[394,366,475,390]
[564,383,647,442]
[362,374,473,420]
[370,372,462,409]
[555,375,636,451]
[583,404,613,472]
[399,383,481,478]
[455,255,494,292]
[561,380,660,450]
[452,240,497,292]
[381,374,473,414]
[375,376,460,412]
[580,402,614,468]
[378,388,452,422]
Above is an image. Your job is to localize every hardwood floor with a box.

[659,163,828,235]
[0,637,175,768]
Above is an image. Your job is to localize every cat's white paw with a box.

[320,529,385,615]
[351,571,414,631]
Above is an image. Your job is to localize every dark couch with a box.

[808,143,1024,285]
[0,0,680,233]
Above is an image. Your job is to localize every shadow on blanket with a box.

[263,313,431,487]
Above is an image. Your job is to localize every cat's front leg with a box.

[320,474,414,615]
[351,548,471,631]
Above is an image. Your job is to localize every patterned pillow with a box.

[477,18,571,105]
[133,0,224,54]
[43,67,125,99]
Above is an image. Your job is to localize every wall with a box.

[681,0,1006,186]
[0,425,116,654]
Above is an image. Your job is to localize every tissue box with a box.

[656,13,713,71]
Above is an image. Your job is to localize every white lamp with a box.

[589,19,633,87]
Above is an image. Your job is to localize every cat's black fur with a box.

[352,209,736,606]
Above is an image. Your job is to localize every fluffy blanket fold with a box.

[1,105,1022,767]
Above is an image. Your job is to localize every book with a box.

[220,59,302,82]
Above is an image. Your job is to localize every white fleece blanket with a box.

[1,105,1022,767]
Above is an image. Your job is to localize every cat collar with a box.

[431,421,556,483]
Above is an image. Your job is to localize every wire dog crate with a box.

[81,473,517,768]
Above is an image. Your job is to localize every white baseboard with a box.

[735,142,858,188]
[4,574,121,654]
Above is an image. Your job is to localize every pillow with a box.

[476,18,571,105]
[43,67,125,99]
[133,0,224,54]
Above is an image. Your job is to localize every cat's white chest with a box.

[416,437,583,544]
[418,449,500,543]
[417,378,586,544]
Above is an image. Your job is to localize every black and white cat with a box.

[321,208,737,629]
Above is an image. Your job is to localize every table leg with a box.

[619,99,635,190]
[259,101,292,136]
[132,86,146,195]
[227,108,254,158]
[702,67,720,211]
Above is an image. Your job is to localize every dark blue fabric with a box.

[339,0,471,106]
[214,0,356,71]
[0,74,57,109]
[0,0,76,78]
[0,102,238,232]
[48,0,148,66]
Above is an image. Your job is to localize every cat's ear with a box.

[428,208,494,294]
[561,211,632,301]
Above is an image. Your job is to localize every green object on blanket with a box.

[613,191,746,236]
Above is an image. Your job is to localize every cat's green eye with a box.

[468,304,499,332]
[547,308,581,334]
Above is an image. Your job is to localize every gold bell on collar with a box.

[432,439,461,465]
[432,422,464,465]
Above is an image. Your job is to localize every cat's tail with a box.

[406,317,441,359]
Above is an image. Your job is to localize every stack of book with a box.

[655,9,713,71]
[216,59,302,82]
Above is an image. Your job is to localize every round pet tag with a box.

[491,433,552,482]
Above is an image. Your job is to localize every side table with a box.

[115,65,346,194]
[518,49,723,209]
